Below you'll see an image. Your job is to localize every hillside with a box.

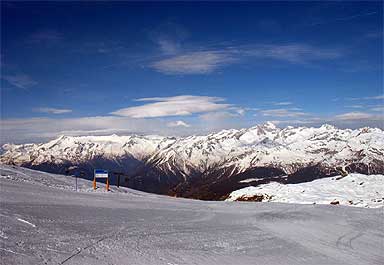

[0,165,383,265]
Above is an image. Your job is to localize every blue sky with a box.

[1,1,383,143]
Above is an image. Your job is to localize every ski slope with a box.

[0,165,383,265]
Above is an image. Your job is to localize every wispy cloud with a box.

[27,29,63,44]
[245,44,342,64]
[370,106,384,112]
[33,107,72,114]
[231,107,246,116]
[345,104,364,109]
[2,74,37,89]
[150,43,342,75]
[273,101,293,106]
[150,51,235,74]
[1,110,382,145]
[271,111,383,129]
[0,116,164,144]
[347,94,384,101]
[259,108,309,118]
[309,11,378,26]
[111,95,231,118]
[166,120,190,128]
[148,21,189,55]
[334,112,373,120]
[199,111,238,122]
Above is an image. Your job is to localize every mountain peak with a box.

[319,124,336,130]
[263,121,277,130]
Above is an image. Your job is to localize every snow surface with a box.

[227,174,384,208]
[1,165,383,265]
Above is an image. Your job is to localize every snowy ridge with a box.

[3,122,383,173]
[226,173,384,208]
[1,134,175,165]
[1,123,383,199]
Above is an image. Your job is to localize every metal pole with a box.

[75,175,78,191]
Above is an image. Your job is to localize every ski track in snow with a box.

[0,164,383,265]
[16,218,36,228]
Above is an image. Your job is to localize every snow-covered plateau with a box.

[1,123,383,199]
[0,165,383,265]
[226,173,384,208]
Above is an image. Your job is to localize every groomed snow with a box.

[227,174,384,208]
[1,165,383,265]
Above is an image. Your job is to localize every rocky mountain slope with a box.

[1,123,383,199]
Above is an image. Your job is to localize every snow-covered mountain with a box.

[226,173,384,208]
[1,123,383,199]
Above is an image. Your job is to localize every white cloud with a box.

[111,95,231,118]
[365,95,384,100]
[345,105,364,109]
[0,115,224,144]
[371,106,384,112]
[269,112,384,129]
[259,108,308,118]
[150,51,235,74]
[245,44,342,64]
[273,101,293,106]
[347,94,384,101]
[33,107,72,114]
[233,107,246,116]
[0,116,166,144]
[2,74,37,89]
[148,21,189,55]
[167,120,190,128]
[157,39,180,55]
[2,111,382,145]
[334,112,374,120]
[199,111,237,121]
[149,43,343,75]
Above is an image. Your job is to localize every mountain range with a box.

[1,122,383,200]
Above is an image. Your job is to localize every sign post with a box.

[93,169,109,191]
[113,172,125,188]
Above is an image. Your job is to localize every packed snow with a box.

[1,165,383,265]
[227,174,384,208]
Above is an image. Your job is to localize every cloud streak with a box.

[259,108,309,118]
[150,51,235,74]
[150,43,343,75]
[111,95,231,118]
[334,112,376,120]
[310,11,378,26]
[167,120,190,128]
[33,107,72,114]
[2,74,37,89]
[273,101,293,106]
[347,94,384,101]
[245,44,342,64]
[27,29,63,44]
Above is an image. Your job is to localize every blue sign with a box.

[95,169,108,174]
[94,169,108,178]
